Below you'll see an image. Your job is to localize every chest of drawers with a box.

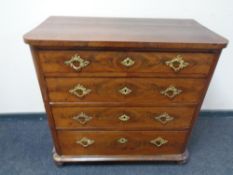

[24,16,228,165]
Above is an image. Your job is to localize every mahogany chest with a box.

[24,16,228,165]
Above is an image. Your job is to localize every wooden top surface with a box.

[24,16,228,50]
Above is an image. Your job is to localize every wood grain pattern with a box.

[52,106,195,130]
[46,78,206,105]
[24,17,228,50]
[39,50,214,77]
[57,130,187,155]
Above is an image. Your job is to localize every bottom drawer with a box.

[57,131,187,155]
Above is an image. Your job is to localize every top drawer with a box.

[38,51,214,77]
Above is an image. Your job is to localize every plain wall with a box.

[0,0,232,113]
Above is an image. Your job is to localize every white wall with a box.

[0,0,232,113]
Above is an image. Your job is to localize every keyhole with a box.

[160,117,166,122]
[78,116,85,122]
[172,61,180,68]
[166,90,174,97]
[73,61,81,67]
[82,140,88,146]
[76,89,83,96]
[156,141,161,146]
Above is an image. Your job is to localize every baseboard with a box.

[0,113,46,120]
[199,110,233,117]
[0,110,232,120]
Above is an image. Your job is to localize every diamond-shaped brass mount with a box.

[121,57,135,67]
[118,114,130,122]
[117,138,128,144]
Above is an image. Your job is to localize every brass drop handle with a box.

[160,85,182,98]
[165,55,189,72]
[117,137,128,144]
[154,113,174,124]
[76,137,95,147]
[150,137,168,147]
[121,57,135,67]
[64,54,90,71]
[118,114,130,122]
[69,84,91,98]
[72,112,92,125]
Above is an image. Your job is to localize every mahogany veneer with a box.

[57,131,187,155]
[46,77,206,104]
[39,51,214,76]
[24,16,228,165]
[52,106,195,130]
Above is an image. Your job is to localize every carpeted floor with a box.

[0,113,233,175]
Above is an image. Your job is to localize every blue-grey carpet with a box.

[0,113,233,175]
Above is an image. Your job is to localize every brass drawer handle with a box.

[117,137,128,144]
[121,57,135,67]
[72,112,92,125]
[69,84,91,98]
[119,86,132,95]
[154,113,174,124]
[150,137,168,147]
[118,114,130,122]
[165,55,189,72]
[76,137,95,147]
[64,54,90,71]
[160,85,182,98]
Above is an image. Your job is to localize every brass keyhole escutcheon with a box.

[121,57,135,67]
[119,86,132,95]
[118,114,130,122]
[117,138,128,144]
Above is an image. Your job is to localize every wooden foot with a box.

[177,150,189,164]
[53,149,64,166]
[177,158,188,164]
[54,160,64,166]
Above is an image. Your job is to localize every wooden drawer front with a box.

[39,51,214,76]
[46,78,205,105]
[57,131,187,155]
[52,106,195,130]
